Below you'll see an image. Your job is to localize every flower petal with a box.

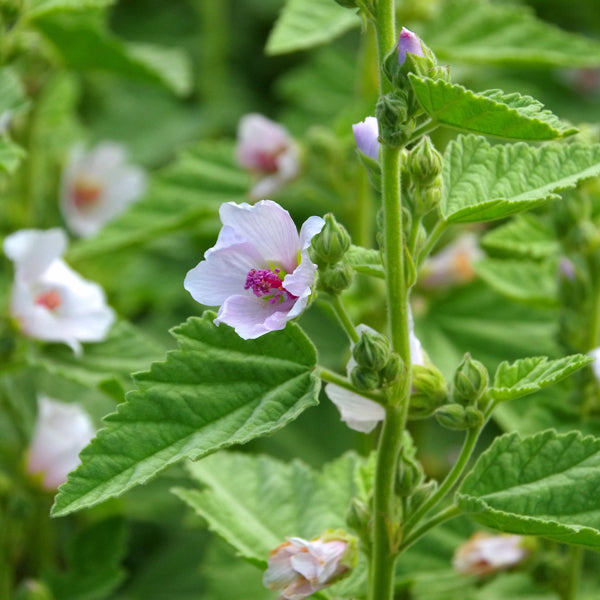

[352,117,380,160]
[325,384,385,433]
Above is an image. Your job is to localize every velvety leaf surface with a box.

[442,136,600,223]
[423,0,600,67]
[345,245,384,277]
[457,430,600,549]
[266,0,359,56]
[489,355,592,402]
[51,313,320,516]
[410,77,576,141]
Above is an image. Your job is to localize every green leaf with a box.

[27,0,114,17]
[457,430,600,549]
[489,354,592,402]
[345,245,384,278]
[51,313,320,517]
[266,0,359,55]
[474,258,558,307]
[410,77,576,141]
[31,11,192,95]
[481,214,559,259]
[173,451,362,567]
[442,136,600,223]
[0,67,29,114]
[67,141,249,262]
[423,0,600,68]
[0,139,25,173]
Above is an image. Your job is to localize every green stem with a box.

[318,367,384,403]
[404,426,481,533]
[417,218,448,266]
[400,505,460,552]
[329,295,359,344]
[564,545,583,600]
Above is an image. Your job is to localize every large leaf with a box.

[67,141,249,263]
[423,0,600,68]
[488,354,592,403]
[51,313,320,517]
[31,11,192,95]
[457,430,600,549]
[474,258,558,307]
[410,77,576,141]
[481,214,559,259]
[442,136,600,223]
[266,0,359,56]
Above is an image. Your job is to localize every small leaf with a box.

[266,0,359,56]
[489,354,592,402]
[481,214,559,259]
[442,136,600,223]
[345,245,384,278]
[51,313,320,517]
[173,452,362,567]
[474,258,558,307]
[410,77,576,140]
[423,0,600,68]
[457,430,600,549]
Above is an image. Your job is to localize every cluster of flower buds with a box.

[434,353,488,430]
[263,530,357,600]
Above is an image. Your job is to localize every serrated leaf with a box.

[345,245,384,277]
[481,214,559,259]
[31,11,192,95]
[474,258,558,307]
[424,0,600,68]
[51,313,320,517]
[173,452,362,567]
[457,430,600,549]
[489,354,592,402]
[442,136,600,223]
[67,142,249,262]
[266,0,359,56]
[0,139,25,173]
[410,77,575,141]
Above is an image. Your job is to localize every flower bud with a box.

[398,27,425,66]
[352,328,391,371]
[406,136,443,186]
[409,363,448,419]
[310,213,352,266]
[352,116,380,161]
[453,533,530,576]
[380,352,404,384]
[397,452,424,497]
[350,365,381,391]
[452,353,488,406]
[434,404,483,430]
[376,91,410,147]
[318,262,354,294]
[407,479,438,515]
[346,498,371,536]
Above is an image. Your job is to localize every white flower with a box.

[184,200,324,340]
[263,535,354,600]
[235,113,300,199]
[26,396,95,490]
[589,347,600,383]
[3,228,115,354]
[420,233,483,289]
[60,142,146,237]
[453,532,529,576]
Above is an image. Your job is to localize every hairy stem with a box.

[329,295,359,344]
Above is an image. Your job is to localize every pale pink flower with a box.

[453,532,529,576]
[420,233,483,289]
[184,200,324,339]
[3,228,115,354]
[26,396,95,490]
[263,536,353,600]
[398,27,424,65]
[60,142,146,237]
[236,113,300,199]
[352,116,380,160]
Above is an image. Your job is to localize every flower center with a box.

[72,178,103,210]
[244,268,295,304]
[255,145,287,174]
[35,289,62,311]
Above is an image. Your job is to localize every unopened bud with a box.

[352,328,391,371]
[350,366,381,391]
[409,363,447,419]
[346,498,370,535]
[352,117,380,161]
[397,453,424,497]
[407,479,438,515]
[311,213,351,265]
[406,137,443,185]
[380,352,404,384]
[435,404,483,430]
[376,91,410,147]
[453,353,488,406]
[398,27,425,66]
[319,262,354,294]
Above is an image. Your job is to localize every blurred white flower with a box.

[589,347,600,383]
[420,233,483,289]
[263,534,355,600]
[3,228,115,354]
[235,113,300,199]
[453,532,529,576]
[60,142,146,237]
[26,396,95,490]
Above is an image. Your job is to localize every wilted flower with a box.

[236,113,300,199]
[453,532,529,576]
[398,27,424,66]
[263,533,356,600]
[352,116,380,160]
[184,200,324,339]
[3,228,115,354]
[26,396,95,490]
[420,233,483,289]
[60,142,146,237]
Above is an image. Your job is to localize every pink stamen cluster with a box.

[72,179,102,210]
[245,268,292,304]
[35,289,62,311]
